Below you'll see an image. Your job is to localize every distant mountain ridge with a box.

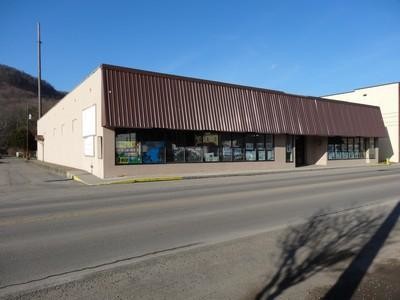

[0,64,65,98]
[0,64,66,153]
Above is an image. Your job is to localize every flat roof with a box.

[322,81,400,97]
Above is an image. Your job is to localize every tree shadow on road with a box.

[255,204,397,300]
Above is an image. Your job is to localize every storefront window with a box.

[328,143,335,160]
[220,133,232,161]
[166,131,185,163]
[115,132,141,164]
[115,129,276,165]
[348,138,354,159]
[185,132,203,162]
[266,134,274,161]
[341,138,348,159]
[335,142,342,159]
[369,137,375,159]
[203,132,219,162]
[232,133,244,161]
[360,138,365,158]
[257,135,266,161]
[328,136,367,160]
[286,135,294,162]
[139,130,165,164]
[185,147,203,162]
[142,141,165,164]
[354,137,360,158]
[245,134,257,161]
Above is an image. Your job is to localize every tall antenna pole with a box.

[26,103,29,159]
[37,22,42,119]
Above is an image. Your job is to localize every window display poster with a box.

[257,143,265,150]
[194,135,203,146]
[233,148,243,161]
[204,152,219,162]
[186,147,203,162]
[232,138,242,148]
[222,147,232,156]
[267,150,274,161]
[173,147,185,162]
[203,146,219,162]
[328,152,334,160]
[246,150,256,161]
[221,138,232,147]
[203,133,218,146]
[116,140,141,164]
[142,141,165,164]
[258,150,266,161]
[222,147,232,161]
[245,143,254,150]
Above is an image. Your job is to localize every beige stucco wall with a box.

[37,68,105,177]
[305,136,327,166]
[324,83,399,162]
[102,133,295,179]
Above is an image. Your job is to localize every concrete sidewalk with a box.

[30,159,395,186]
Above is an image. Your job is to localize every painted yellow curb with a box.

[113,176,183,184]
[108,178,138,185]
[72,175,88,184]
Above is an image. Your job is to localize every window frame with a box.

[286,135,294,163]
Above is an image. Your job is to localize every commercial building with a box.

[324,82,399,163]
[37,65,386,179]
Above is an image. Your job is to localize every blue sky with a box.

[1,0,400,96]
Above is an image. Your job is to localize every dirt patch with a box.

[306,259,400,299]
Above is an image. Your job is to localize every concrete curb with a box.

[74,164,394,186]
[181,163,393,180]
[31,159,396,186]
[29,160,73,179]
[72,175,183,186]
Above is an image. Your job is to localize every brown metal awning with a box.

[101,64,386,137]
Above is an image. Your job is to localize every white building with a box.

[37,64,385,179]
[324,83,399,163]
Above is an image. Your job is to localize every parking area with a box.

[0,157,79,197]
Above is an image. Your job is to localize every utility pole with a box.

[26,103,29,160]
[37,22,42,119]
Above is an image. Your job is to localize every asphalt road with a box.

[1,158,400,297]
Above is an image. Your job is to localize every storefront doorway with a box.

[295,136,306,167]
